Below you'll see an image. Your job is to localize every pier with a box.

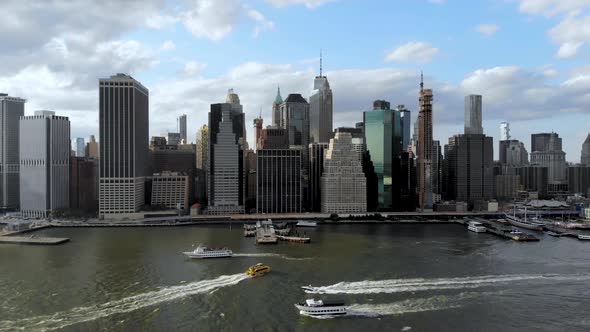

[0,235,70,245]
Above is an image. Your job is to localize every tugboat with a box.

[183,245,233,259]
[295,299,347,316]
[246,263,271,277]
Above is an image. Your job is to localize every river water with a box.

[0,223,589,331]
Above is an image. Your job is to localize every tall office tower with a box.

[245,149,257,212]
[363,100,404,210]
[444,95,494,205]
[86,135,99,159]
[0,93,25,209]
[75,137,85,157]
[321,132,366,213]
[196,125,208,170]
[397,105,411,152]
[581,134,590,166]
[151,171,190,211]
[178,114,187,143]
[20,111,70,218]
[254,117,263,149]
[258,127,289,150]
[70,156,98,213]
[432,140,442,201]
[530,132,567,192]
[500,122,510,141]
[418,73,434,210]
[272,86,283,127]
[464,95,483,135]
[499,140,528,166]
[568,165,590,196]
[309,142,329,212]
[531,133,559,153]
[99,73,149,218]
[334,127,364,162]
[208,90,246,214]
[256,149,302,213]
[309,54,333,143]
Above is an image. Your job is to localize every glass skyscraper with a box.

[363,102,403,210]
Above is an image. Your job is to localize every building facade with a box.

[75,137,85,157]
[272,86,283,127]
[500,122,510,141]
[99,74,149,217]
[309,74,333,143]
[530,132,566,186]
[464,95,483,135]
[167,132,181,146]
[208,96,245,214]
[499,140,529,166]
[151,171,190,211]
[70,156,98,213]
[86,135,99,159]
[309,142,328,212]
[0,93,25,210]
[581,134,590,166]
[397,105,411,152]
[321,132,366,213]
[20,111,70,218]
[418,75,434,210]
[178,114,187,143]
[256,149,302,213]
[568,165,590,196]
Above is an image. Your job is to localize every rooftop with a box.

[284,94,307,103]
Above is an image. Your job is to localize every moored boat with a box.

[578,234,590,240]
[296,220,317,227]
[467,221,486,233]
[295,299,347,316]
[183,245,232,259]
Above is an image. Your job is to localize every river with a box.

[0,223,589,331]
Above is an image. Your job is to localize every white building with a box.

[0,93,25,210]
[321,132,366,213]
[19,111,70,218]
[151,172,189,211]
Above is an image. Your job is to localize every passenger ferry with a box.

[467,221,486,233]
[246,263,271,277]
[183,245,233,259]
[295,299,347,316]
[296,220,317,227]
[578,234,590,240]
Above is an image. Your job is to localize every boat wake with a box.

[301,292,483,320]
[233,253,311,261]
[0,273,249,331]
[302,274,590,295]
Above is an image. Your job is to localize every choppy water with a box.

[1,224,589,331]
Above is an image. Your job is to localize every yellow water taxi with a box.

[246,263,271,277]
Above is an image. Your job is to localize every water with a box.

[1,224,589,331]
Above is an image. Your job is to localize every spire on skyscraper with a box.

[320,49,323,77]
[420,71,424,91]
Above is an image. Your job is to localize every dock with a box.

[462,218,539,241]
[277,235,311,243]
[0,235,70,245]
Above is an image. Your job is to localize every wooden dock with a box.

[0,235,70,245]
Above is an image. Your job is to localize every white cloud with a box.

[476,23,499,37]
[517,0,590,17]
[180,61,207,76]
[159,40,176,52]
[246,9,275,37]
[265,0,335,8]
[180,0,240,41]
[384,42,439,63]
[428,0,446,4]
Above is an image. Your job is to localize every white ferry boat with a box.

[467,221,486,233]
[183,245,233,259]
[578,234,590,240]
[295,299,347,316]
[296,220,317,227]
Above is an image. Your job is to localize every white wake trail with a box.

[0,273,249,331]
[303,274,590,295]
[233,253,311,261]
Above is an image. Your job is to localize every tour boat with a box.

[246,263,271,277]
[183,245,233,259]
[296,220,317,227]
[295,299,347,316]
[578,234,590,240]
[467,221,486,233]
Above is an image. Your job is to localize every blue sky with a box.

[0,0,589,161]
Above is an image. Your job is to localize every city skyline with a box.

[0,1,589,162]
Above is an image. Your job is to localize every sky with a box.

[0,0,589,162]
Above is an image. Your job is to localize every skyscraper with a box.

[464,95,483,135]
[418,73,434,210]
[76,137,85,157]
[531,133,557,153]
[272,86,283,127]
[363,101,404,210]
[0,93,25,210]
[86,135,99,159]
[99,73,149,217]
[581,134,590,166]
[530,132,566,191]
[309,53,333,143]
[321,132,366,213]
[499,140,528,166]
[20,111,70,218]
[256,149,302,213]
[500,122,510,141]
[207,90,246,214]
[196,125,208,170]
[308,142,328,212]
[178,114,187,143]
[167,132,181,145]
[397,105,411,152]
